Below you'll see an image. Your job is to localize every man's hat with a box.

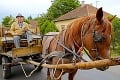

[16,13,24,18]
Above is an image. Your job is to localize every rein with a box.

[72,35,83,54]
[72,27,94,61]
[72,18,106,61]
[56,41,87,62]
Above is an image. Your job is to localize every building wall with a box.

[55,19,76,31]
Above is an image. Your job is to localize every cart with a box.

[0,34,43,79]
[0,33,120,79]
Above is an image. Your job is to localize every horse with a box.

[42,7,113,80]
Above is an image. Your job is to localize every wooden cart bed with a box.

[0,45,42,58]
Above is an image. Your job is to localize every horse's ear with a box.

[108,15,116,22]
[96,7,103,21]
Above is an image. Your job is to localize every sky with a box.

[0,0,120,23]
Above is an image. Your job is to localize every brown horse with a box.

[42,8,113,80]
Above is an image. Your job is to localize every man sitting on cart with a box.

[10,13,33,48]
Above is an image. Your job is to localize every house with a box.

[29,20,40,34]
[55,4,111,31]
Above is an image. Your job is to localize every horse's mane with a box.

[54,15,112,50]
[65,15,112,37]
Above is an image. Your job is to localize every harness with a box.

[58,18,106,61]
[42,18,109,80]
[44,18,107,63]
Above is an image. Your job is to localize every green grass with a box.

[110,50,120,58]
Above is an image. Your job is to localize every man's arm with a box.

[10,22,18,35]
[10,23,15,34]
[23,22,30,31]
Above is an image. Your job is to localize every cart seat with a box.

[1,34,41,52]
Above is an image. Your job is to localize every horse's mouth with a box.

[95,57,109,71]
[96,66,109,71]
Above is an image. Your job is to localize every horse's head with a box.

[82,8,112,71]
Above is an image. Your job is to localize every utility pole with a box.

[96,1,99,8]
[51,0,53,3]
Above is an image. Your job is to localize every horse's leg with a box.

[68,70,77,80]
[47,68,51,80]
[53,69,63,80]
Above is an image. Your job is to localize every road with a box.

[0,64,120,80]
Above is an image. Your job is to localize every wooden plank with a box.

[1,37,13,42]
[12,45,42,57]
[1,35,41,42]
[40,58,120,69]
[0,51,13,57]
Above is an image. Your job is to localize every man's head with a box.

[16,13,24,23]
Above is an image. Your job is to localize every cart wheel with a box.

[0,55,2,65]
[2,56,11,79]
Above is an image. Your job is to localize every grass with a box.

[110,49,120,58]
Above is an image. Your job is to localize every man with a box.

[10,13,33,48]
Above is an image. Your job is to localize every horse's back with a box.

[42,32,59,55]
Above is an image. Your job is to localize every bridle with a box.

[54,17,109,71]
[72,18,106,61]
[91,27,105,60]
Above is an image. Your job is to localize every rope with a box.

[19,61,41,78]
[19,51,62,78]
[19,54,48,78]
[52,58,64,80]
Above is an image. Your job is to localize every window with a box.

[61,25,65,30]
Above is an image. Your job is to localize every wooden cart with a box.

[0,34,120,79]
[0,34,43,79]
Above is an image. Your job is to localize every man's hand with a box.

[5,30,11,34]
[23,27,28,31]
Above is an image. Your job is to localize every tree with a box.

[46,0,80,20]
[28,16,32,20]
[111,16,120,51]
[2,15,29,27]
[108,15,120,55]
[35,0,80,34]
[2,16,11,27]
[35,14,48,28]
[40,20,58,34]
[24,18,29,24]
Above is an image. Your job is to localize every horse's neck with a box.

[64,23,82,51]
[68,17,92,48]
[62,17,91,51]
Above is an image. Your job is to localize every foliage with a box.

[2,16,13,27]
[2,15,30,27]
[28,16,32,20]
[23,18,30,24]
[35,14,59,34]
[46,0,80,20]
[108,15,120,56]
[40,20,58,34]
[35,14,48,28]
[35,0,80,35]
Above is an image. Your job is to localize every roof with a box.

[29,20,38,28]
[55,4,111,22]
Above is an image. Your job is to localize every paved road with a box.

[0,64,120,80]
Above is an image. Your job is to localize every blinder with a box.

[93,30,105,42]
